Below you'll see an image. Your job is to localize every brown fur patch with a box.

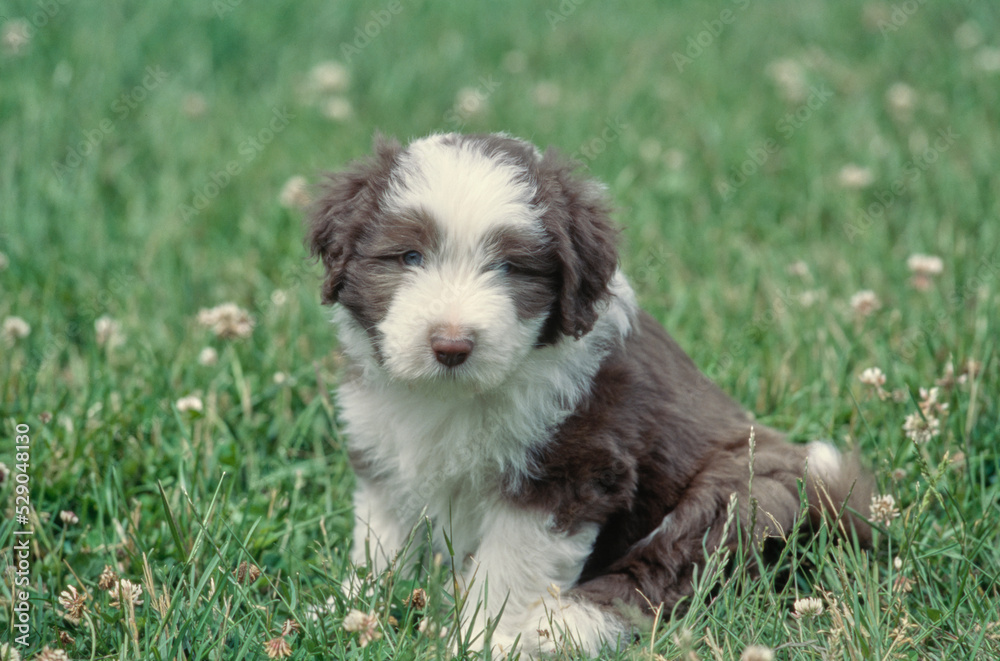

[306,134,404,306]
[337,208,441,346]
[532,149,620,342]
[483,226,559,324]
[506,312,873,616]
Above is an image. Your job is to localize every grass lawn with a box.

[1,0,999,658]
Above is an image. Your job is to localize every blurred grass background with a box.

[1,0,998,658]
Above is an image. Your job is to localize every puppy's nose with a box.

[429,328,475,367]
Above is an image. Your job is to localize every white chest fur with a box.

[340,374,560,563]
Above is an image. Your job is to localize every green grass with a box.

[1,0,998,658]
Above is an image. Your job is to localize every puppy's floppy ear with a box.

[535,149,620,341]
[307,134,402,305]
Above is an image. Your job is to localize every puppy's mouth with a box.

[375,331,510,393]
[392,356,494,396]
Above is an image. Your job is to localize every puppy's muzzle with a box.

[429,326,475,367]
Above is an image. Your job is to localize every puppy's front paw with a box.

[462,614,538,659]
[487,630,531,659]
[525,597,629,658]
[340,565,379,602]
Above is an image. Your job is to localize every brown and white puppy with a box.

[308,133,871,657]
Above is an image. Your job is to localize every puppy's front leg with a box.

[350,478,418,590]
[460,503,626,658]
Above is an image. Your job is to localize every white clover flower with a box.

[263,636,292,659]
[455,87,487,117]
[95,315,124,349]
[342,609,381,647]
[279,176,311,209]
[307,61,350,93]
[198,346,219,366]
[176,395,204,415]
[197,303,254,340]
[58,584,88,624]
[906,253,944,275]
[837,164,874,189]
[740,645,775,661]
[859,367,886,388]
[787,260,810,277]
[793,596,825,619]
[954,22,982,50]
[885,82,916,119]
[2,316,30,343]
[918,386,948,416]
[532,81,561,107]
[765,58,807,102]
[850,290,881,317]
[974,47,1000,73]
[870,493,901,526]
[109,578,144,607]
[0,641,22,661]
[1,19,30,56]
[322,97,354,122]
[181,92,208,118]
[903,411,940,443]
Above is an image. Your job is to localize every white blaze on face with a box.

[375,135,548,389]
[386,134,540,242]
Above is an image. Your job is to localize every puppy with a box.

[307,133,871,656]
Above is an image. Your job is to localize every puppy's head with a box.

[308,133,618,390]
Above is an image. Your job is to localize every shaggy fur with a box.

[307,132,871,657]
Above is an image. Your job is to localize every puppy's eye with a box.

[401,250,424,267]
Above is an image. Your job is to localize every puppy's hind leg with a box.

[570,439,812,622]
[569,484,742,625]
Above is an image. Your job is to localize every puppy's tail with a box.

[803,441,874,547]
